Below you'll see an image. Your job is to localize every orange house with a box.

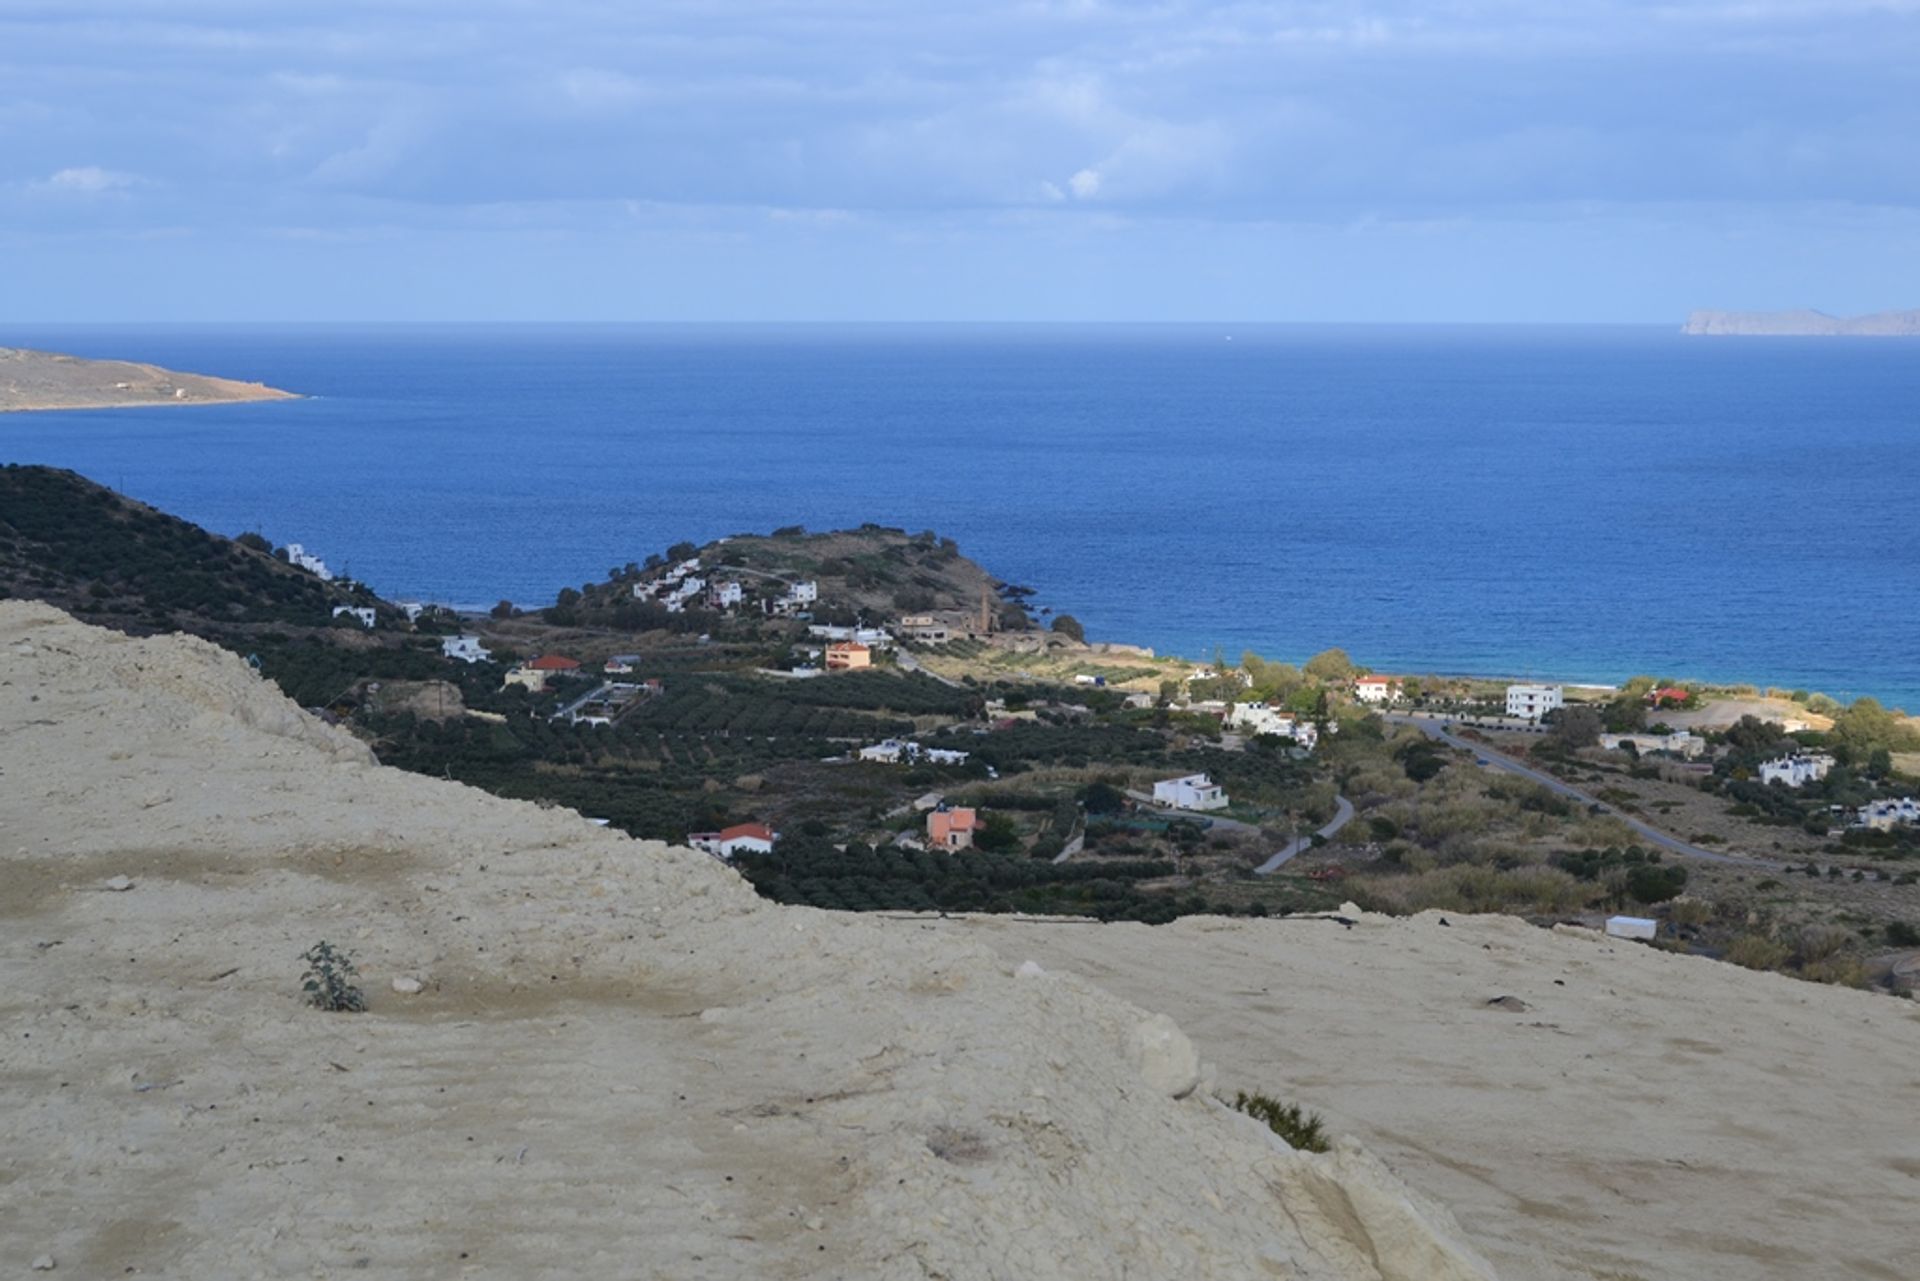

[825,641,871,671]
[927,807,979,851]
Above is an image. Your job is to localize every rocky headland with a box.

[1682,308,1920,336]
[1,346,297,412]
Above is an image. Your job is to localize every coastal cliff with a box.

[1682,308,1920,336]
[1,345,297,412]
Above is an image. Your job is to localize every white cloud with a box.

[558,68,647,112]
[32,166,136,194]
[1068,167,1101,199]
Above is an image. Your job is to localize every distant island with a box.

[0,345,298,412]
[1682,308,1920,336]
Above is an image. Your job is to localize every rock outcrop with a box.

[0,601,1494,1280]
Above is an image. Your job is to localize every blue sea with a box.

[3,324,1916,708]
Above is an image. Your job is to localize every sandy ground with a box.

[967,913,1920,1281]
[0,601,1496,1281]
[1659,697,1832,733]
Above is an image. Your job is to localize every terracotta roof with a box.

[528,655,581,671]
[826,641,869,653]
[718,822,775,843]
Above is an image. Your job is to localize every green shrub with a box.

[300,941,366,1012]
[1230,1091,1330,1153]
[1884,921,1920,948]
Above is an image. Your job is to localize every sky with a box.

[2,0,1917,322]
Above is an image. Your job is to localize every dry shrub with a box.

[1350,864,1592,916]
[1800,956,1869,988]
[1566,815,1636,848]
[1798,924,1854,963]
[1667,898,1714,928]
[1725,934,1790,971]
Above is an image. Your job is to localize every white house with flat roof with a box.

[284,543,335,581]
[1855,797,1919,831]
[1505,684,1564,721]
[1152,774,1228,811]
[331,605,376,628]
[1353,676,1401,704]
[1227,703,1319,749]
[1758,753,1834,788]
[857,739,969,766]
[441,635,492,664]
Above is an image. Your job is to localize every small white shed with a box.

[1605,915,1658,941]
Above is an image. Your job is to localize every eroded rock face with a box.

[0,601,1497,1280]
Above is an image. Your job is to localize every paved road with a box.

[1253,795,1356,876]
[894,647,964,689]
[1384,713,1778,869]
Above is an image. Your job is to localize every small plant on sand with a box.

[300,940,366,1012]
[1230,1091,1331,1153]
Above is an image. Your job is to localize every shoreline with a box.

[439,596,1908,717]
[1,391,301,414]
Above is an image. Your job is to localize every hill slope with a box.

[0,601,1494,1281]
[0,465,349,632]
[1,345,297,411]
[967,912,1920,1281]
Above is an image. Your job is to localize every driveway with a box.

[1252,795,1355,876]
[1384,714,1777,869]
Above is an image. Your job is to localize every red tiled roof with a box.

[528,655,581,671]
[826,641,869,653]
[718,822,775,843]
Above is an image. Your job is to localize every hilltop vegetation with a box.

[537,524,1029,633]
[0,465,433,705]
[0,466,351,630]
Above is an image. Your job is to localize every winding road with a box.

[1252,795,1356,876]
[1384,713,1778,869]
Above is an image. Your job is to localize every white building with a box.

[1758,753,1835,788]
[1505,684,1565,721]
[1605,916,1658,941]
[1227,703,1319,749]
[806,624,890,647]
[856,739,969,766]
[395,601,428,623]
[441,635,492,664]
[1353,676,1401,704]
[787,580,817,604]
[331,605,376,628]
[687,822,777,860]
[1599,730,1705,760]
[1855,797,1920,831]
[709,580,744,609]
[284,543,335,581]
[1151,774,1228,811]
